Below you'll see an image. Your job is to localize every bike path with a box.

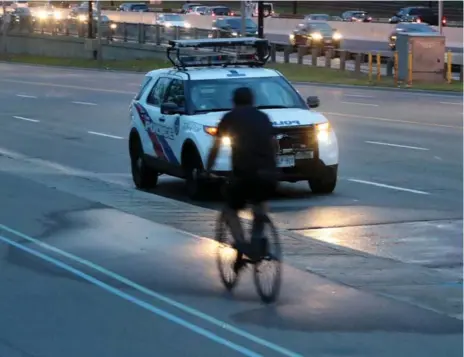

[0,170,461,357]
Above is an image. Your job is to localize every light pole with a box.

[438,0,443,34]
[1,0,7,55]
[240,1,246,37]
[96,0,102,65]
[257,1,264,38]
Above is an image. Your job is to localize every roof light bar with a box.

[166,37,270,69]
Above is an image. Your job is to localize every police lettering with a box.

[272,120,300,126]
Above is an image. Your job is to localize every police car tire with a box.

[185,154,207,200]
[131,142,158,190]
[308,175,337,194]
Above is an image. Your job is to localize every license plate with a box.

[277,155,295,168]
[295,151,314,159]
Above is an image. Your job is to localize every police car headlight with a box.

[221,136,232,146]
[316,122,330,142]
[231,31,238,36]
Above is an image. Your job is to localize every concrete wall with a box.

[3,33,168,61]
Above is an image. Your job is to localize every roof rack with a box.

[166,37,271,69]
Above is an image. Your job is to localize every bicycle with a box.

[215,202,282,303]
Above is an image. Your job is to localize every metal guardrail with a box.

[3,20,462,82]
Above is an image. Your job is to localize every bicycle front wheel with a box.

[253,215,282,304]
[215,211,241,291]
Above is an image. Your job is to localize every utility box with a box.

[397,32,446,83]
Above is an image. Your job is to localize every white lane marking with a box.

[88,131,124,140]
[16,94,37,99]
[439,102,462,106]
[0,223,302,357]
[340,101,379,107]
[365,141,429,151]
[323,111,462,129]
[13,116,39,123]
[344,94,374,98]
[0,234,263,357]
[72,101,98,106]
[347,179,430,195]
[0,79,135,95]
[434,156,443,160]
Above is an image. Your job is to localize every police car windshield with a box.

[190,77,306,113]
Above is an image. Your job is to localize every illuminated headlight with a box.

[110,23,117,29]
[311,33,323,41]
[391,35,397,40]
[54,12,61,20]
[231,31,238,36]
[289,33,295,40]
[165,22,172,27]
[221,136,232,146]
[184,22,191,28]
[316,122,330,142]
[332,32,342,40]
[78,14,86,22]
[38,11,47,19]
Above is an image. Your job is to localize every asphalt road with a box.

[0,63,462,356]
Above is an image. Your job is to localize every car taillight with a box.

[368,16,372,21]
[416,18,421,23]
[230,11,234,16]
[442,17,447,24]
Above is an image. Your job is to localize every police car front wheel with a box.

[130,143,159,190]
[184,155,208,200]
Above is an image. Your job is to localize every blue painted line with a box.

[0,233,262,357]
[157,135,179,165]
[0,223,303,357]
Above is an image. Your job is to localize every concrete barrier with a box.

[4,32,168,61]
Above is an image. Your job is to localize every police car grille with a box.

[275,126,316,151]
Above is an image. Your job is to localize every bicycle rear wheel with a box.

[252,215,282,303]
[215,211,241,291]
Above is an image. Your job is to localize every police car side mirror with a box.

[306,96,320,108]
[161,102,181,115]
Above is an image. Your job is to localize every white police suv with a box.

[128,38,339,199]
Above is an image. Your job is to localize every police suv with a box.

[128,38,339,199]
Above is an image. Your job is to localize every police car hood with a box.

[193,108,328,127]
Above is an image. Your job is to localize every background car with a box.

[251,2,274,17]
[117,3,150,12]
[204,6,233,17]
[289,20,343,54]
[304,14,330,21]
[190,6,207,15]
[67,8,116,37]
[154,13,191,29]
[211,17,257,38]
[341,10,372,22]
[389,6,446,26]
[181,3,202,14]
[7,7,35,33]
[388,22,438,50]
[33,5,65,32]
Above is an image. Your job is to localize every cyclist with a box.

[205,87,278,272]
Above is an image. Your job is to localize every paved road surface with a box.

[0,63,462,356]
